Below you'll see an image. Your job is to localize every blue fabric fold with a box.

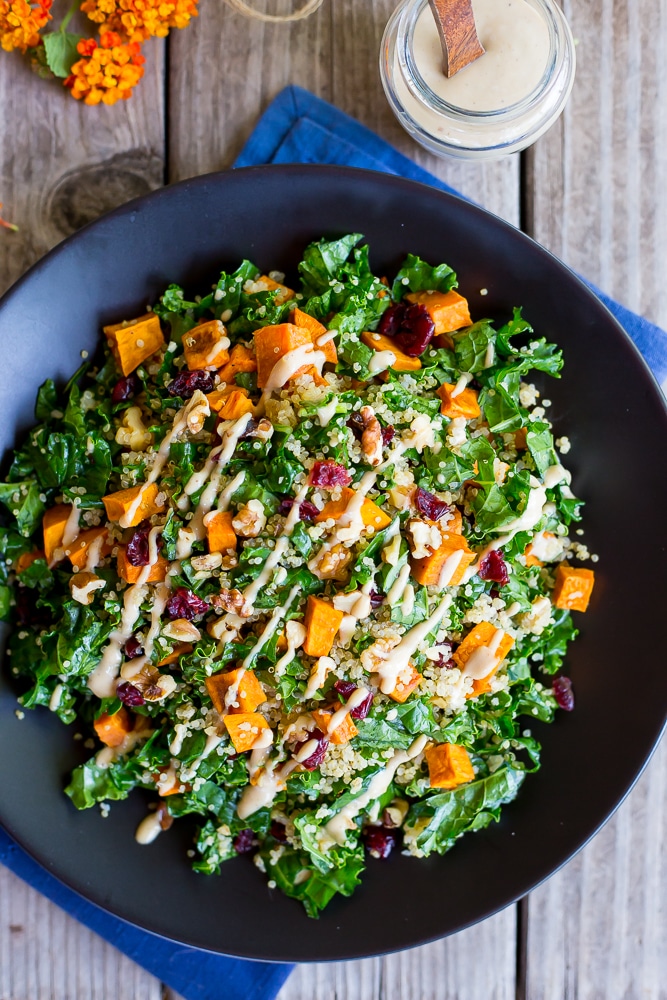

[235,85,667,383]
[3,82,666,1000]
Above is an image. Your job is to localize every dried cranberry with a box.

[378,303,435,357]
[362,826,399,859]
[478,550,510,586]
[124,635,143,659]
[165,587,209,621]
[414,486,451,521]
[157,802,174,831]
[125,521,152,566]
[278,497,320,522]
[553,676,575,711]
[368,589,384,609]
[269,821,287,842]
[346,412,364,440]
[294,729,329,771]
[309,460,352,488]
[167,370,215,399]
[14,588,41,626]
[333,681,374,720]
[111,373,140,404]
[381,425,395,446]
[233,829,256,854]
[116,681,145,707]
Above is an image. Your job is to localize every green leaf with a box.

[43,31,83,79]
[391,254,457,299]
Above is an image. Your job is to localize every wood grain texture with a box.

[524,736,667,1000]
[0,39,165,297]
[0,866,164,1000]
[525,0,667,327]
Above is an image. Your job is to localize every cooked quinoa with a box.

[0,235,596,916]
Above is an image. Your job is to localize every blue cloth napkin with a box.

[3,82,666,1000]
[236,86,667,383]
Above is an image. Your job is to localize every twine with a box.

[224,0,324,22]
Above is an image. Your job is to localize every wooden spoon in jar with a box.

[428,0,485,78]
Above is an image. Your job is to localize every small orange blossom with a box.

[64,31,145,105]
[80,0,198,42]
[0,0,51,53]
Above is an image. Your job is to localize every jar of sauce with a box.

[380,0,576,159]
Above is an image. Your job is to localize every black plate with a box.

[1,166,666,962]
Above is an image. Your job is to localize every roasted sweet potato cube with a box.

[514,427,528,450]
[206,668,266,715]
[206,510,237,553]
[253,323,312,389]
[360,330,422,372]
[117,547,169,584]
[410,531,475,587]
[387,662,422,703]
[437,383,481,420]
[291,306,338,364]
[183,320,230,370]
[223,712,270,753]
[444,508,463,534]
[314,487,392,532]
[102,482,164,528]
[303,596,344,658]
[68,527,111,570]
[104,313,164,376]
[15,549,44,574]
[552,564,595,612]
[156,642,193,667]
[311,708,358,746]
[42,505,72,564]
[405,290,471,337]
[425,742,475,789]
[453,623,514,698]
[216,388,255,420]
[217,343,257,384]
[257,274,295,305]
[94,707,132,748]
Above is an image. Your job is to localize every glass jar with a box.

[380,0,576,160]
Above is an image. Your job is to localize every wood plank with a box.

[0,865,164,1000]
[0,39,165,297]
[525,0,667,328]
[524,737,667,999]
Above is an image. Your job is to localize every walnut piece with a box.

[359,405,383,467]
[312,542,352,581]
[232,499,267,537]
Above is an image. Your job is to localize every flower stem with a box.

[60,0,82,34]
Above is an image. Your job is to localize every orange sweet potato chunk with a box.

[183,320,230,370]
[223,712,270,753]
[68,527,111,570]
[102,483,164,527]
[291,307,338,364]
[425,742,475,789]
[157,642,193,667]
[387,662,422,703]
[311,708,358,746]
[216,388,255,420]
[453,622,515,697]
[206,510,237,553]
[104,313,164,377]
[257,274,295,305]
[94,707,132,748]
[405,290,471,336]
[43,505,72,564]
[360,330,422,372]
[303,596,344,658]
[437,383,481,420]
[314,487,392,532]
[206,668,266,715]
[217,343,257,384]
[410,531,474,587]
[254,323,312,389]
[16,549,44,574]
[552,565,595,612]
[117,547,169,584]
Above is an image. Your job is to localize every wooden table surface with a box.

[1,2,666,998]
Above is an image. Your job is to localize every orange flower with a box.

[81,0,198,42]
[64,32,145,106]
[0,0,51,53]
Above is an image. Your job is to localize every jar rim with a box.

[398,0,564,123]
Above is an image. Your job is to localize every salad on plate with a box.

[0,234,595,916]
